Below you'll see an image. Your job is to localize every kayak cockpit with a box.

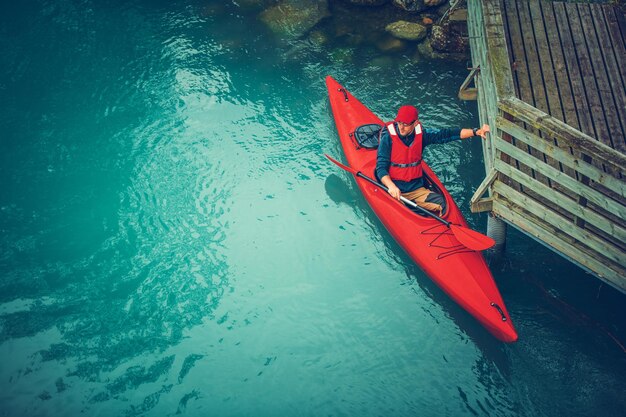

[352,123,449,218]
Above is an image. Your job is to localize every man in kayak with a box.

[376,105,489,216]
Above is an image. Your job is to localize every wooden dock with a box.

[463,0,626,292]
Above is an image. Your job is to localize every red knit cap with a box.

[395,105,419,124]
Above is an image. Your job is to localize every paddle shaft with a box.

[324,154,495,251]
[354,171,451,227]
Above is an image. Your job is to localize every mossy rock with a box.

[259,0,329,39]
[308,30,329,46]
[392,0,427,12]
[376,37,407,53]
[417,38,468,61]
[430,24,469,53]
[385,20,427,41]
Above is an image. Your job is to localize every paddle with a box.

[324,154,495,251]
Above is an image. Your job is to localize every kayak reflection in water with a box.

[375,105,490,216]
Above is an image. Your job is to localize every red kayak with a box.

[326,75,517,343]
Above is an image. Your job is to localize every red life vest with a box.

[387,121,423,182]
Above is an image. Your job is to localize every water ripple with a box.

[1,2,625,417]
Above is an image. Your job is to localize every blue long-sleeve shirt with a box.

[376,123,462,192]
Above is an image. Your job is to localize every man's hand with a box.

[476,124,490,139]
[381,175,402,200]
[387,183,401,200]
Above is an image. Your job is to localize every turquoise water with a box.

[1,1,625,416]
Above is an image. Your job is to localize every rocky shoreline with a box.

[238,0,471,61]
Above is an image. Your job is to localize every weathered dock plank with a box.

[578,3,625,152]
[602,5,626,88]
[552,3,595,138]
[501,0,545,189]
[591,5,626,150]
[538,3,574,127]
[565,3,614,150]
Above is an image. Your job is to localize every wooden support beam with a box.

[494,139,626,219]
[458,67,479,101]
[493,159,626,243]
[492,199,626,293]
[470,168,497,212]
[498,97,626,174]
[497,116,626,197]
[493,180,624,264]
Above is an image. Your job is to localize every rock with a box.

[342,0,389,5]
[392,0,427,13]
[416,38,467,61]
[334,22,353,38]
[345,32,366,46]
[416,38,434,56]
[329,22,365,46]
[413,28,470,62]
[385,20,428,41]
[424,0,447,6]
[409,49,423,63]
[430,23,468,53]
[376,36,408,53]
[259,0,330,39]
[308,30,329,46]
